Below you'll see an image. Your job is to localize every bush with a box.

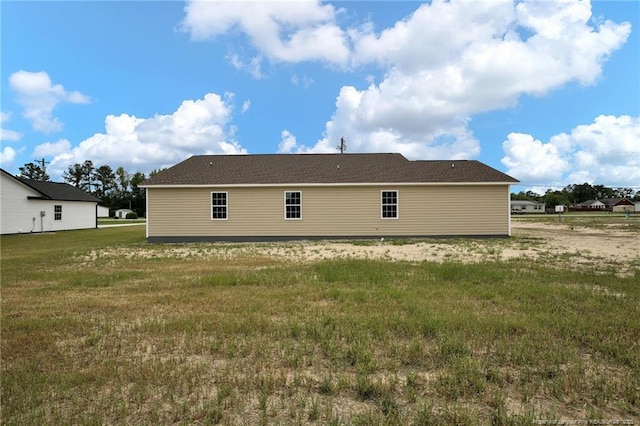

[125,212,138,219]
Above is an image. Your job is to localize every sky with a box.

[1,0,639,193]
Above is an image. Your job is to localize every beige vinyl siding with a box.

[146,184,510,238]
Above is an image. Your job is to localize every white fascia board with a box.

[140,181,514,189]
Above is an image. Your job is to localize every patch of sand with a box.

[82,221,639,277]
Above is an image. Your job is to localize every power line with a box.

[34,158,50,175]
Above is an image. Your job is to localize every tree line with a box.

[512,183,640,208]
[17,160,161,216]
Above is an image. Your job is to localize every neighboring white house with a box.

[97,205,110,218]
[578,200,606,210]
[1,169,100,235]
[114,208,134,218]
[510,200,545,214]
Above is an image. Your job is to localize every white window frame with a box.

[211,191,228,220]
[54,204,62,221]
[284,191,302,220]
[381,190,398,219]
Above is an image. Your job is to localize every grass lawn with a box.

[1,226,638,424]
[512,211,640,230]
[98,218,146,225]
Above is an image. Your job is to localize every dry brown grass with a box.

[2,222,639,424]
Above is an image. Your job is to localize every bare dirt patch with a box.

[82,221,639,277]
[509,221,638,275]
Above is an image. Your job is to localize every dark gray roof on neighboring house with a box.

[579,198,634,207]
[579,199,604,206]
[1,169,100,202]
[141,154,519,186]
[600,198,633,206]
[510,200,544,206]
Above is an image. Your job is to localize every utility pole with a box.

[35,157,49,175]
[337,137,346,154]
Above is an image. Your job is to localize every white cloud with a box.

[8,70,90,134]
[501,133,571,183]
[502,115,640,186]
[277,130,298,154]
[290,83,482,160]
[291,74,314,88]
[227,53,265,79]
[49,93,246,177]
[0,146,17,165]
[0,111,22,141]
[182,0,349,66]
[241,99,251,114]
[33,139,72,157]
[230,0,629,161]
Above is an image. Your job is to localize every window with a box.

[285,191,301,219]
[54,205,62,221]
[381,190,398,219]
[211,192,228,220]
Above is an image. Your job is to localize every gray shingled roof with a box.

[1,169,100,202]
[599,198,633,206]
[141,154,519,186]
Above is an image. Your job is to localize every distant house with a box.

[140,153,519,242]
[114,208,134,218]
[1,169,100,235]
[510,200,545,214]
[97,205,110,218]
[576,200,606,210]
[600,198,635,212]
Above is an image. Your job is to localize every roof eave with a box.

[140,181,518,188]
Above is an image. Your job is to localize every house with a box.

[600,198,635,213]
[114,208,134,218]
[1,169,100,235]
[575,199,606,210]
[510,200,545,214]
[140,153,519,242]
[97,205,110,218]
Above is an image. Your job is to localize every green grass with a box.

[98,217,146,225]
[512,211,640,232]
[1,226,639,424]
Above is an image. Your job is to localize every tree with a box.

[593,184,614,200]
[148,168,165,178]
[563,183,597,204]
[510,190,541,201]
[544,189,571,209]
[92,165,116,200]
[115,166,130,194]
[63,160,94,192]
[130,172,147,216]
[614,187,635,199]
[18,162,49,181]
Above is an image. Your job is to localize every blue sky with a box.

[1,0,638,192]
